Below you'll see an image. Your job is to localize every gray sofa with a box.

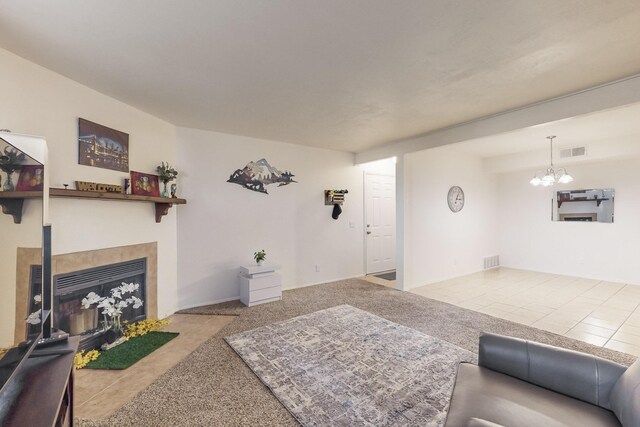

[445,333,640,427]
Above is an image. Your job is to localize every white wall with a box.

[175,127,365,309]
[405,148,499,288]
[0,47,179,332]
[359,157,396,176]
[498,158,640,284]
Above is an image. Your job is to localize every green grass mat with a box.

[85,331,179,370]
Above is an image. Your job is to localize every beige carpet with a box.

[77,279,636,427]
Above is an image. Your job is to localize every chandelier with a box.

[529,136,573,187]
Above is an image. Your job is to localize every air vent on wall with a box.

[559,146,586,159]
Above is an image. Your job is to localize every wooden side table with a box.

[239,264,282,307]
[2,336,79,427]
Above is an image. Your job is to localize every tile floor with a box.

[75,313,235,420]
[411,268,640,357]
[363,272,397,288]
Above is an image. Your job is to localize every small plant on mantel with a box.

[0,146,26,191]
[254,249,267,266]
[156,161,178,197]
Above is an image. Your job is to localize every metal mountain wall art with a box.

[227,158,297,194]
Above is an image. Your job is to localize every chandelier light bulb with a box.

[529,136,573,187]
[557,168,573,184]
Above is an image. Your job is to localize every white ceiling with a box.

[448,102,640,158]
[2,1,640,153]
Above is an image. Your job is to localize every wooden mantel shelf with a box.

[557,198,609,209]
[0,188,186,223]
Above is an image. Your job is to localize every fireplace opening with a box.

[26,265,42,339]
[53,258,147,351]
[559,213,597,222]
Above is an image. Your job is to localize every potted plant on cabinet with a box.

[254,249,266,266]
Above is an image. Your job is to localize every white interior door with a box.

[365,173,396,274]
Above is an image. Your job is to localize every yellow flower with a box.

[74,349,100,369]
[73,318,170,369]
[123,318,170,339]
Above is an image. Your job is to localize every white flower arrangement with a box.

[26,309,41,325]
[26,294,42,325]
[81,282,144,332]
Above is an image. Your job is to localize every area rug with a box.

[375,271,397,281]
[86,332,179,370]
[77,278,636,427]
[226,305,476,426]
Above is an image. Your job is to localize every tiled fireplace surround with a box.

[14,242,158,345]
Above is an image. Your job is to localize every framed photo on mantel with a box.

[78,118,130,172]
[16,165,45,191]
[130,171,160,197]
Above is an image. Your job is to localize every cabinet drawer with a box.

[245,273,281,291]
[250,285,282,302]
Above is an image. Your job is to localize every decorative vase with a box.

[104,325,122,344]
[161,181,170,198]
[257,260,264,266]
[3,172,14,192]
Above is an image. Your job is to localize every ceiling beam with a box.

[355,74,640,164]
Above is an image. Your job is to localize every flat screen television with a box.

[0,132,50,401]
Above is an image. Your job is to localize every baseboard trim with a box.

[406,268,486,290]
[177,295,240,311]
[498,264,640,287]
[175,274,365,312]
[284,274,364,290]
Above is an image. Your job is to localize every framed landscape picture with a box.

[78,118,130,172]
[16,165,45,191]
[130,171,160,197]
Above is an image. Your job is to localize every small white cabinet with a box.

[239,264,282,307]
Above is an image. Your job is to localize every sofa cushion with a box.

[478,332,626,409]
[610,358,640,427]
[445,363,621,427]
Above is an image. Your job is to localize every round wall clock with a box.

[447,186,465,212]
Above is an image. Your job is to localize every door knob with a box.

[366,231,371,235]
